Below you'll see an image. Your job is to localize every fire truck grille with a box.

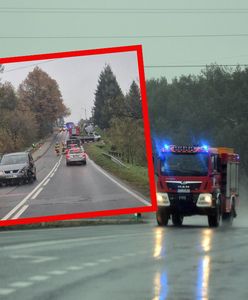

[168,193,199,206]
[166,182,201,191]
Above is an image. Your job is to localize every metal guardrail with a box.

[102,152,129,168]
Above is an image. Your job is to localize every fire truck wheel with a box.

[156,209,169,226]
[208,208,220,227]
[222,203,235,226]
[172,214,183,226]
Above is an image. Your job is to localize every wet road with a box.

[0,132,150,220]
[0,211,248,300]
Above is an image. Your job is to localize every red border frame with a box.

[0,45,157,227]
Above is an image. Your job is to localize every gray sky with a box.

[0,0,247,121]
[0,52,139,122]
[0,0,247,83]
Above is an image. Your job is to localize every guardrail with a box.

[102,152,129,168]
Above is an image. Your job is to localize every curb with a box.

[0,217,146,231]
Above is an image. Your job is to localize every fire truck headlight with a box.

[196,193,212,207]
[156,193,170,207]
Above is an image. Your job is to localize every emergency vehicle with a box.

[155,145,239,227]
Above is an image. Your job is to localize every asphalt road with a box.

[0,132,150,220]
[0,210,248,300]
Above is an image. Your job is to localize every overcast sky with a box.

[0,51,139,123]
[0,0,247,83]
[0,0,247,121]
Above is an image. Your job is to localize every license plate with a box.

[7,174,17,178]
[177,189,190,193]
[179,196,187,201]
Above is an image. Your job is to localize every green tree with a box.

[92,65,123,129]
[125,80,142,119]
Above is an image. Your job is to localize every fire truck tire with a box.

[172,214,183,226]
[222,202,235,226]
[156,209,169,226]
[208,208,220,227]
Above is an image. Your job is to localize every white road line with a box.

[11,205,29,220]
[112,256,123,260]
[0,233,151,251]
[97,259,111,263]
[83,262,99,267]
[43,178,50,186]
[1,156,62,220]
[47,270,67,275]
[9,281,33,288]
[67,266,84,271]
[125,253,137,257]
[29,275,50,281]
[0,288,15,295]
[10,255,58,264]
[50,173,55,178]
[89,158,151,206]
[31,188,43,200]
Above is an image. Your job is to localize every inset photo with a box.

[0,46,156,226]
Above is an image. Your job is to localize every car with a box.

[66,147,87,166]
[0,152,37,186]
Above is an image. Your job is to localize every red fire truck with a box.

[155,145,239,227]
[68,126,80,138]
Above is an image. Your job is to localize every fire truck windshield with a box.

[160,153,209,176]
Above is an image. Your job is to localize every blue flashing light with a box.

[164,144,169,150]
[202,145,209,152]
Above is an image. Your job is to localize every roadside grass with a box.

[84,142,151,197]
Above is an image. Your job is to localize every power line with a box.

[0,33,248,39]
[1,8,248,14]
[2,62,247,74]
[145,64,248,68]
[3,59,57,73]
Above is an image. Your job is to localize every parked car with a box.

[66,147,87,166]
[0,152,37,186]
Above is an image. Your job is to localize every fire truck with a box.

[68,126,80,138]
[155,145,239,227]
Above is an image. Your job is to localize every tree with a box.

[0,82,38,153]
[92,65,123,129]
[125,81,142,119]
[18,67,69,138]
[147,65,248,174]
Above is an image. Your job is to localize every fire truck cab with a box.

[155,145,239,227]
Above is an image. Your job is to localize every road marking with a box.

[67,266,84,271]
[9,281,33,288]
[0,288,15,295]
[50,173,55,178]
[47,270,67,275]
[10,255,58,264]
[0,233,151,251]
[29,275,50,281]
[31,188,43,200]
[11,205,29,219]
[83,262,98,267]
[43,178,50,186]
[1,156,62,220]
[89,158,151,206]
[112,256,123,260]
[98,259,111,263]
[125,253,137,257]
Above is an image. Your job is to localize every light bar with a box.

[160,145,211,154]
